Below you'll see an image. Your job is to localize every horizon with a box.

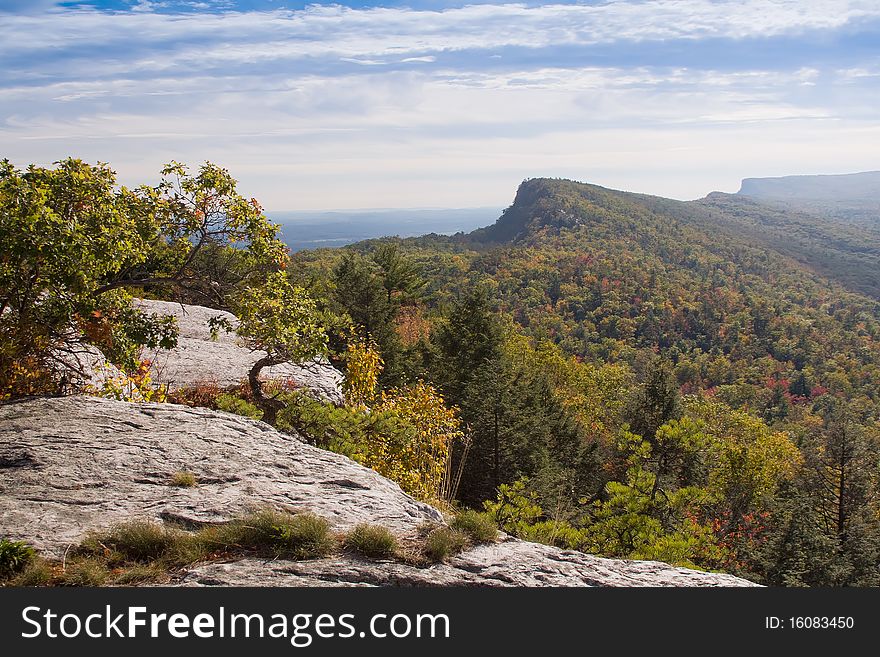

[3,1,880,209]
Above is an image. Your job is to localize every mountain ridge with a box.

[737,171,880,201]
[457,176,880,299]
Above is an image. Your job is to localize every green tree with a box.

[626,358,682,444]
[235,271,328,424]
[332,252,401,382]
[434,286,504,402]
[371,242,426,305]
[0,158,289,397]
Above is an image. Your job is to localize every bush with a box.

[423,527,468,562]
[0,539,37,579]
[170,471,198,488]
[215,393,262,420]
[451,510,498,544]
[166,382,225,409]
[277,382,463,505]
[344,524,397,559]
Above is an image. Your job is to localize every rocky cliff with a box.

[0,396,757,587]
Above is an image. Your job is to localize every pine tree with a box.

[626,358,682,444]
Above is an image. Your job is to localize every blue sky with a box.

[1,1,879,209]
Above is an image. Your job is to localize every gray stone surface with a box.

[181,539,757,587]
[135,298,344,404]
[0,396,439,557]
[0,396,758,587]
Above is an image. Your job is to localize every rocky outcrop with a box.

[0,396,757,586]
[135,299,344,404]
[181,540,753,587]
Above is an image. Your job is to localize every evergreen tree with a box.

[434,286,504,402]
[761,406,880,585]
[332,252,401,383]
[371,242,426,305]
[625,358,682,444]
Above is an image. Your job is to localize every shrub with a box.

[215,393,262,420]
[371,382,463,504]
[0,539,37,579]
[87,359,167,403]
[451,510,498,544]
[170,471,198,488]
[423,527,468,562]
[344,523,398,559]
[166,381,225,409]
[342,338,383,407]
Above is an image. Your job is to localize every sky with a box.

[1,1,879,210]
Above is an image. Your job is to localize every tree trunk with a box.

[248,355,285,426]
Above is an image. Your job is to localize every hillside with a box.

[467,178,880,298]
[286,176,880,585]
[694,192,880,298]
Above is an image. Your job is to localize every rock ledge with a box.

[0,396,757,587]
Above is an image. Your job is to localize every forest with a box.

[3,160,880,586]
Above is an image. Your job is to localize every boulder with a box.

[135,298,344,404]
[0,396,757,587]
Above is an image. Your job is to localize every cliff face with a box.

[0,396,757,587]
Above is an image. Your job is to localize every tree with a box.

[234,271,328,425]
[0,158,288,397]
[371,242,426,305]
[758,405,880,586]
[332,252,401,381]
[434,286,504,402]
[625,358,682,444]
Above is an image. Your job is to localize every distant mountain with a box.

[461,177,880,298]
[738,171,880,201]
[737,171,880,229]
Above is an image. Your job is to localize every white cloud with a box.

[1,1,878,207]
[2,1,878,61]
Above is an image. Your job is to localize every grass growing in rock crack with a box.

[343,523,398,559]
[59,558,110,586]
[199,509,334,560]
[78,520,184,564]
[450,510,498,544]
[423,526,469,563]
[4,510,492,586]
[170,471,198,488]
[1,508,340,587]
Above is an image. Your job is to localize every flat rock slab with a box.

[0,396,440,557]
[0,396,757,587]
[136,298,344,404]
[180,538,757,587]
